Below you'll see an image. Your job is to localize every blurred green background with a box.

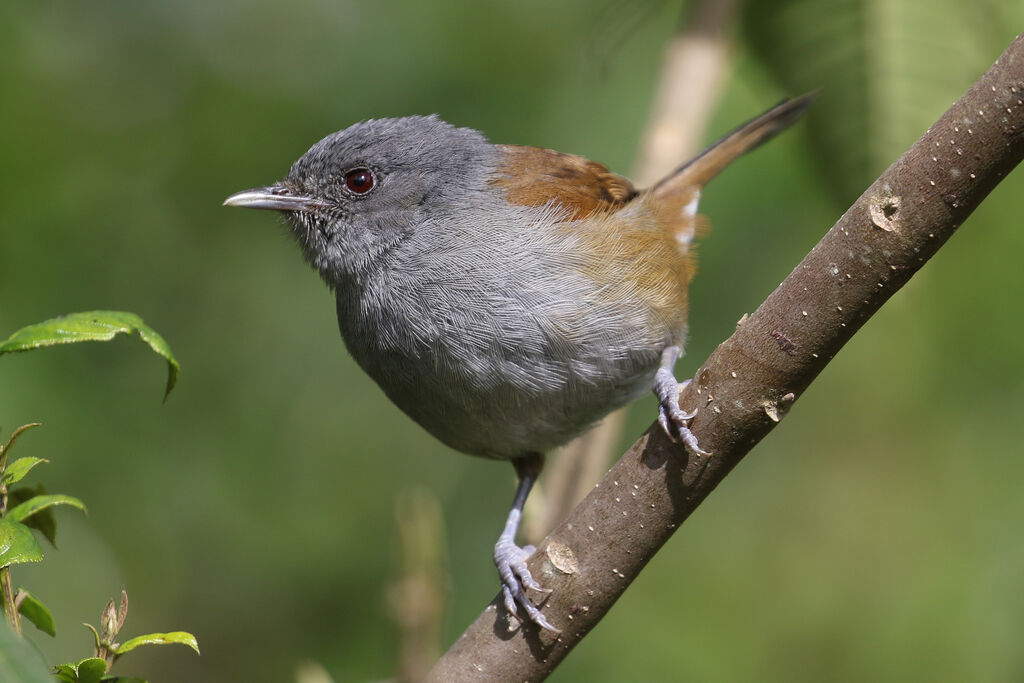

[2,0,1023,680]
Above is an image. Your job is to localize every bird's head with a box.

[224,115,493,286]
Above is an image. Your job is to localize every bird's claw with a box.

[494,540,559,633]
[654,375,710,456]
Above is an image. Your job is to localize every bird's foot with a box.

[654,368,709,456]
[494,536,559,633]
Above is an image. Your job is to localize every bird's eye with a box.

[343,168,376,195]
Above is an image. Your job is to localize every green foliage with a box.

[0,312,179,400]
[2,458,49,487]
[57,590,199,682]
[53,658,108,683]
[0,519,44,569]
[0,424,86,576]
[17,590,56,637]
[0,426,198,681]
[116,632,200,657]
[7,494,87,526]
[7,485,62,548]
[0,424,41,464]
[0,314,194,680]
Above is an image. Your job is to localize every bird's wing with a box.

[490,145,637,220]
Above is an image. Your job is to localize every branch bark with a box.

[428,32,1024,683]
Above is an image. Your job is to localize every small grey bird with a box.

[224,96,810,632]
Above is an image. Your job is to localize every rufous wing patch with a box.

[491,145,637,220]
[491,145,700,336]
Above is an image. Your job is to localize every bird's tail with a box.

[651,92,815,199]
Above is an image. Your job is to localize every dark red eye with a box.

[344,168,376,195]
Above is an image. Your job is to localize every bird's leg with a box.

[493,453,559,633]
[654,344,708,455]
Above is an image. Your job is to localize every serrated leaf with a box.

[74,658,109,683]
[1,457,48,486]
[0,311,179,400]
[17,589,55,636]
[7,493,87,524]
[0,518,43,568]
[115,631,200,656]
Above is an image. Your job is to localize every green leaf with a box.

[7,493,87,524]
[21,507,56,547]
[0,423,42,460]
[17,589,55,636]
[0,618,53,683]
[53,663,79,683]
[74,658,109,683]
[1,457,48,486]
[0,518,43,568]
[7,485,59,546]
[83,622,102,651]
[0,311,180,400]
[115,631,200,657]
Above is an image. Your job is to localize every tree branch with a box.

[428,32,1024,683]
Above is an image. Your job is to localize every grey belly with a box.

[334,251,672,459]
[360,340,659,459]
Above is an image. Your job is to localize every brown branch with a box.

[428,33,1024,683]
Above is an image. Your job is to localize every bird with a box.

[224,95,811,632]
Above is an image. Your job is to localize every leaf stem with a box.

[1,567,21,636]
[0,425,38,636]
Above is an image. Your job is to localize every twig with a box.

[428,32,1024,683]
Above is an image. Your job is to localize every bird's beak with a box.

[223,185,324,212]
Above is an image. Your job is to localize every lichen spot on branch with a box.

[869,189,901,232]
